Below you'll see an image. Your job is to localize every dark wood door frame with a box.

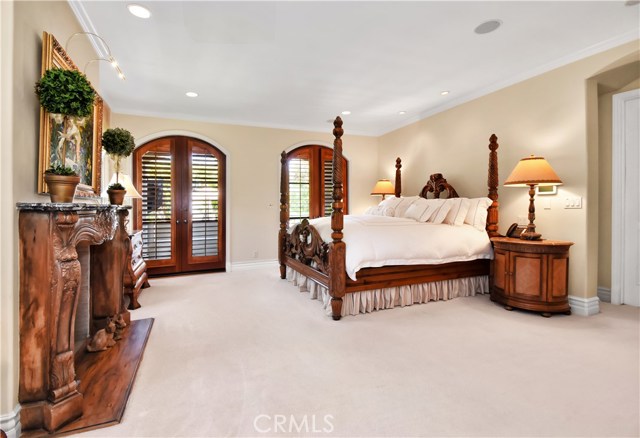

[133,135,226,276]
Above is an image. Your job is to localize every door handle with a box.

[183,219,188,224]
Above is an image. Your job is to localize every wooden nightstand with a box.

[124,230,150,309]
[490,237,573,317]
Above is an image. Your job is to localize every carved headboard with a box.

[419,173,459,199]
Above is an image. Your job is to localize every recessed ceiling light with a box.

[398,111,407,115]
[128,4,151,19]
[341,111,351,115]
[185,91,198,98]
[474,19,502,35]
[441,91,449,96]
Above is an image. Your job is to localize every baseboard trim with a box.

[597,287,611,303]
[231,260,278,271]
[568,295,600,316]
[0,404,21,438]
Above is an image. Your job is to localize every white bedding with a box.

[306,214,493,281]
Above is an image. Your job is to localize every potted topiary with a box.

[102,128,135,205]
[107,182,126,205]
[35,68,95,175]
[44,164,80,203]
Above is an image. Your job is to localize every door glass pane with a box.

[191,149,219,257]
[289,157,310,224]
[141,150,172,260]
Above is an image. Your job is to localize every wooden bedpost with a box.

[487,134,500,237]
[279,151,289,279]
[329,116,346,320]
[395,157,402,197]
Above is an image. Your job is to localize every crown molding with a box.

[67,0,108,58]
[113,108,376,138]
[375,30,640,137]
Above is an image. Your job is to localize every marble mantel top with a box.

[17,203,132,212]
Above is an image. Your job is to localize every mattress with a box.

[307,214,493,280]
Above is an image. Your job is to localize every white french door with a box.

[612,89,640,306]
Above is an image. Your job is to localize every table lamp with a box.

[504,155,562,240]
[106,173,142,199]
[370,179,395,200]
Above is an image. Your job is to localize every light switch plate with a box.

[564,197,582,209]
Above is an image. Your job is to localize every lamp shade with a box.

[106,173,142,199]
[371,179,395,196]
[504,155,563,187]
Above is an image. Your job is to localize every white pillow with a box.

[377,196,403,217]
[394,196,419,217]
[424,198,447,222]
[364,205,394,216]
[443,198,471,226]
[403,198,428,221]
[464,197,493,231]
[403,198,447,222]
[428,199,453,224]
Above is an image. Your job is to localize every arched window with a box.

[287,145,348,222]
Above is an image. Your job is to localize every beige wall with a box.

[1,0,100,421]
[110,113,379,264]
[0,0,17,421]
[378,41,639,300]
[597,76,640,290]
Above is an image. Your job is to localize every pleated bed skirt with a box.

[286,267,489,317]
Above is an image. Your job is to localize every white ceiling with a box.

[71,1,639,136]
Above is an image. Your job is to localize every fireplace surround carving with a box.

[17,203,138,434]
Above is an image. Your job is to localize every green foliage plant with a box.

[102,128,135,183]
[108,182,125,191]
[44,164,78,176]
[35,68,96,167]
[35,68,95,117]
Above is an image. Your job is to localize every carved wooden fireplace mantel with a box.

[17,203,152,435]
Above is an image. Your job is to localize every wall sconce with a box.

[370,179,395,200]
[504,155,562,240]
[65,31,125,80]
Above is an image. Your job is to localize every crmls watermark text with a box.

[253,414,335,434]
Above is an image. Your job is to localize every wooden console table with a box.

[17,203,153,436]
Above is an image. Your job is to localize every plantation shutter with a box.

[285,145,348,222]
[288,156,310,223]
[190,148,219,257]
[141,149,173,261]
[323,159,333,216]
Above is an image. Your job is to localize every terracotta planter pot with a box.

[107,189,126,205]
[44,173,80,203]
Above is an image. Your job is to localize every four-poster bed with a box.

[279,116,500,320]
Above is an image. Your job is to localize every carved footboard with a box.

[284,219,329,274]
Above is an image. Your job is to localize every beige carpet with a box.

[76,267,640,437]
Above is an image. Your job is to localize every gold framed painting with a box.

[37,31,103,197]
